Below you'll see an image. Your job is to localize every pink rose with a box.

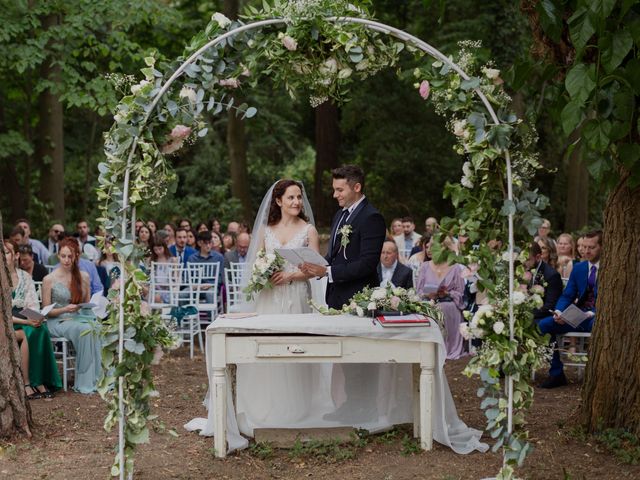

[140,301,151,317]
[419,80,430,100]
[161,139,184,154]
[282,35,298,51]
[523,271,533,283]
[170,125,191,140]
[219,78,240,88]
[518,283,528,293]
[390,296,401,310]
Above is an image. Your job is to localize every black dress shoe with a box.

[538,373,568,389]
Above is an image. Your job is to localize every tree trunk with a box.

[313,101,340,227]
[564,140,589,232]
[0,213,32,438]
[224,0,252,220]
[581,180,640,435]
[36,13,65,223]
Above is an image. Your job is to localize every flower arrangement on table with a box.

[311,284,445,328]
[244,249,286,300]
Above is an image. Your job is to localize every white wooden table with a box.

[208,321,437,458]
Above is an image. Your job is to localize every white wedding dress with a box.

[235,224,336,434]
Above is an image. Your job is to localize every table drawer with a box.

[255,339,342,358]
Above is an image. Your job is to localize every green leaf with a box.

[560,98,585,134]
[583,119,612,152]
[568,7,596,56]
[565,63,596,102]
[588,0,617,19]
[486,124,513,150]
[244,107,257,118]
[536,0,563,42]
[460,77,481,90]
[600,29,633,73]
[126,426,150,444]
[619,143,640,169]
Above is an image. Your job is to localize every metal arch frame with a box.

[115,16,516,478]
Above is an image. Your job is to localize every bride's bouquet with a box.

[244,249,286,300]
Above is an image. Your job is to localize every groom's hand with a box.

[300,262,327,278]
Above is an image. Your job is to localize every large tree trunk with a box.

[36,13,65,222]
[564,138,589,231]
[313,101,340,227]
[0,213,32,438]
[224,0,252,220]
[581,180,640,435]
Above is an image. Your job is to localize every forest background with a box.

[0,0,604,234]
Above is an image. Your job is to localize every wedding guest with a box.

[98,236,120,277]
[43,237,102,394]
[195,222,209,233]
[44,223,64,256]
[52,235,103,296]
[93,225,105,240]
[15,329,35,399]
[187,231,225,296]
[186,229,197,249]
[161,224,175,247]
[576,235,587,261]
[222,232,236,252]
[389,218,403,237]
[5,240,61,398]
[147,220,159,236]
[134,220,144,235]
[179,218,192,231]
[224,232,250,270]
[18,244,48,282]
[393,216,421,260]
[537,230,602,388]
[407,234,432,270]
[149,239,177,304]
[525,242,563,321]
[169,228,196,267]
[537,236,558,270]
[556,233,576,278]
[10,227,26,250]
[137,224,153,249]
[416,236,466,359]
[377,240,413,289]
[211,230,225,254]
[15,219,49,264]
[536,218,553,241]
[226,221,239,234]
[76,220,96,247]
[424,217,439,236]
[208,217,222,234]
[238,222,250,234]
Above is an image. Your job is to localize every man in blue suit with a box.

[169,228,197,267]
[537,230,602,388]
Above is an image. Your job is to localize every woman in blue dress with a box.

[42,238,102,394]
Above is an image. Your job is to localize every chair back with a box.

[33,281,43,305]
[225,262,248,312]
[148,261,184,309]
[185,263,220,316]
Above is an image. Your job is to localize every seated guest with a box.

[163,223,177,248]
[224,232,250,270]
[237,222,250,234]
[137,224,153,250]
[389,218,403,237]
[195,222,209,233]
[208,217,222,234]
[537,236,558,270]
[377,240,413,289]
[5,240,61,398]
[76,220,96,247]
[188,231,225,290]
[424,217,439,236]
[407,234,432,270]
[576,234,587,261]
[525,242,563,321]
[98,236,120,277]
[134,220,144,235]
[169,228,197,267]
[226,221,240,234]
[44,223,64,256]
[52,235,103,296]
[18,243,48,282]
[536,218,554,244]
[43,238,102,394]
[393,216,421,261]
[222,232,236,252]
[186,229,197,249]
[147,220,159,236]
[211,230,225,254]
[179,218,192,231]
[148,239,178,304]
[556,233,576,279]
[537,230,602,389]
[416,237,466,359]
[15,218,49,264]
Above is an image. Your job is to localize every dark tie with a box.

[588,265,597,288]
[333,209,349,244]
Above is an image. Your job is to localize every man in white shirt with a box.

[393,216,421,260]
[45,223,65,255]
[15,218,49,264]
[377,240,414,289]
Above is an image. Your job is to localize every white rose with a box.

[282,35,298,51]
[462,161,473,177]
[321,58,338,75]
[265,253,276,263]
[461,175,474,189]
[392,287,404,296]
[453,119,467,137]
[371,288,387,300]
[482,67,501,80]
[349,302,357,310]
[459,323,471,340]
[213,12,231,28]
[179,86,197,103]
[512,291,526,305]
[356,306,364,317]
[131,79,150,95]
[531,294,543,307]
[338,68,353,79]
[367,302,377,311]
[492,321,505,335]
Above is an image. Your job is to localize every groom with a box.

[302,164,386,308]
[302,165,386,422]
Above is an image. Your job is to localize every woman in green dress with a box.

[42,238,102,394]
[5,240,61,398]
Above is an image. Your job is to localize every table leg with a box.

[412,364,420,438]
[420,343,434,451]
[212,333,227,458]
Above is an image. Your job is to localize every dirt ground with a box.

[1,347,638,480]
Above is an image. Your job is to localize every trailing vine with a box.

[97,1,550,478]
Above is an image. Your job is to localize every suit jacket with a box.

[393,232,422,255]
[377,262,414,289]
[531,261,563,319]
[555,260,598,313]
[325,198,386,309]
[169,245,197,267]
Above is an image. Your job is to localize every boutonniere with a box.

[339,224,352,259]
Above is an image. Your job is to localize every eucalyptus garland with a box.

[97,1,549,478]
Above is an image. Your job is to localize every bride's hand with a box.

[270,271,289,285]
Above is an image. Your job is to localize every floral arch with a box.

[98,2,548,479]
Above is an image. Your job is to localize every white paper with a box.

[90,293,110,319]
[559,304,590,328]
[20,303,56,321]
[275,247,329,266]
[78,302,97,309]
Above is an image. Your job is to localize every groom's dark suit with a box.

[325,197,386,309]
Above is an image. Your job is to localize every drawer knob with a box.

[287,345,306,354]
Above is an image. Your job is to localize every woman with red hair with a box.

[42,238,102,394]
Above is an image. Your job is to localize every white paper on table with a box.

[559,304,590,328]
[275,247,329,266]
[421,283,440,294]
[20,303,56,321]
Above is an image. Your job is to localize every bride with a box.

[234,179,334,436]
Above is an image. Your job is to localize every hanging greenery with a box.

[97,1,550,478]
